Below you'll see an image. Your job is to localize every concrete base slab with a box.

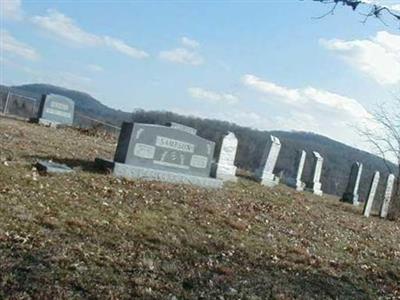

[95,158,223,189]
[261,177,279,188]
[36,160,74,174]
[39,118,59,128]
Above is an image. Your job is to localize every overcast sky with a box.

[1,0,400,155]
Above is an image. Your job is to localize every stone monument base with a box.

[38,118,60,128]
[341,193,359,205]
[295,180,305,192]
[216,165,238,182]
[95,158,223,189]
[311,182,323,196]
[313,189,323,196]
[260,173,279,187]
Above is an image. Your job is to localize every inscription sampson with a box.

[155,136,195,153]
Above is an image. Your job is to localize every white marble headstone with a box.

[216,132,238,182]
[380,174,395,219]
[260,136,281,187]
[311,151,323,196]
[363,171,380,217]
[295,150,306,191]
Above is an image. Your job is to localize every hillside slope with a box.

[130,110,396,204]
[3,84,132,127]
[0,116,399,299]
[1,83,395,202]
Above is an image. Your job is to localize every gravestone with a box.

[216,132,238,182]
[363,171,380,217]
[380,174,395,219]
[295,150,306,191]
[96,122,222,188]
[256,135,281,187]
[36,160,74,174]
[168,122,197,135]
[4,94,36,119]
[310,151,323,196]
[37,94,75,126]
[341,162,363,205]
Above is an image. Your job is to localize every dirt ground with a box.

[0,116,399,299]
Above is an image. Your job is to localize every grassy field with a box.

[0,116,399,299]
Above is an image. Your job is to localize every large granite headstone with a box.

[310,151,323,196]
[216,132,238,182]
[341,162,363,205]
[380,174,395,219]
[96,122,222,188]
[37,94,75,126]
[256,135,281,187]
[363,171,380,217]
[295,150,306,191]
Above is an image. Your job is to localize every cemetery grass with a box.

[0,117,400,299]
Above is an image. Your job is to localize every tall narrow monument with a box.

[216,132,238,182]
[363,171,380,217]
[295,150,306,191]
[341,162,363,205]
[310,151,323,196]
[380,174,395,219]
[256,135,281,187]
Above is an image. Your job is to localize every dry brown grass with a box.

[0,116,400,299]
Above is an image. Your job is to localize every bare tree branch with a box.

[312,0,400,26]
[357,96,400,219]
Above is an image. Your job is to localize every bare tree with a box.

[358,97,400,219]
[313,1,400,218]
[312,0,400,26]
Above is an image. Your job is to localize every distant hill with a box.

[0,83,396,204]
[1,84,132,128]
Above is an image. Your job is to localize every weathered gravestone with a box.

[295,150,306,191]
[37,94,75,126]
[255,135,281,187]
[380,174,395,219]
[216,132,238,182]
[363,171,380,217]
[96,122,222,188]
[341,162,363,205]
[3,93,36,119]
[310,151,323,196]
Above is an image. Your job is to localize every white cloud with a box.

[181,36,200,48]
[87,64,103,72]
[31,9,149,59]
[188,87,238,104]
[32,9,100,46]
[241,74,375,130]
[1,30,39,60]
[1,0,23,20]
[103,36,149,59]
[159,48,203,65]
[242,74,301,103]
[302,87,371,120]
[392,4,400,12]
[320,31,400,85]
